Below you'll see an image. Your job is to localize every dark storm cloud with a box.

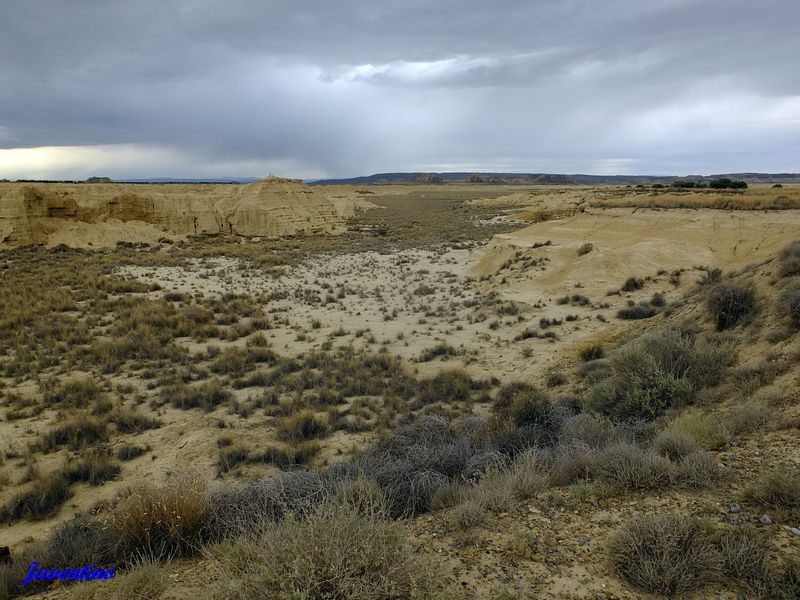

[1,0,798,178]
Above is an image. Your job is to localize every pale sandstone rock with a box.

[0,177,371,247]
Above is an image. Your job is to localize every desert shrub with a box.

[370,462,448,518]
[0,473,72,523]
[416,369,473,405]
[507,450,547,500]
[706,284,755,330]
[44,515,111,567]
[493,383,555,431]
[667,411,731,450]
[585,329,732,420]
[577,242,594,256]
[547,442,594,486]
[65,449,121,486]
[255,441,320,469]
[206,505,448,600]
[449,500,486,530]
[332,475,385,517]
[0,554,34,597]
[593,443,675,492]
[277,410,329,442]
[777,243,800,279]
[778,287,800,327]
[586,361,692,421]
[652,426,699,460]
[462,450,508,481]
[41,414,108,451]
[112,410,161,433]
[577,359,611,383]
[718,525,770,589]
[773,558,800,599]
[217,446,249,475]
[617,303,656,320]
[99,475,208,562]
[560,413,621,449]
[607,514,720,594]
[430,481,470,511]
[117,444,147,461]
[546,370,567,387]
[209,470,326,538]
[579,345,604,361]
[621,277,644,292]
[743,471,800,512]
[469,471,515,513]
[675,451,723,488]
[726,401,776,434]
[107,557,170,600]
[649,292,666,307]
[418,342,457,362]
[43,377,101,408]
[168,379,231,411]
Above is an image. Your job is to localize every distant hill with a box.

[310,172,800,185]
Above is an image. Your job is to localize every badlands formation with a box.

[0,176,372,247]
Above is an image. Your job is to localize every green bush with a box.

[585,329,732,420]
[668,411,731,450]
[706,284,755,330]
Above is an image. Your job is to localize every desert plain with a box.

[1,179,799,599]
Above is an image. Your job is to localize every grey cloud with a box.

[0,0,798,178]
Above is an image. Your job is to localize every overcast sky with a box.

[1,0,798,179]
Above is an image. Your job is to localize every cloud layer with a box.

[1,0,798,179]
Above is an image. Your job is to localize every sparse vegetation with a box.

[706,283,756,330]
[608,514,720,594]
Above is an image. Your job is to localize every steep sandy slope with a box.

[471,207,800,299]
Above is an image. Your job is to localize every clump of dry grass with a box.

[0,472,72,523]
[43,377,102,408]
[277,410,329,442]
[41,414,109,451]
[206,504,450,599]
[706,284,756,330]
[743,471,800,513]
[168,379,231,411]
[608,514,720,595]
[65,449,121,486]
[99,474,208,561]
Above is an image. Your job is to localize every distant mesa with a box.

[412,173,444,184]
[0,174,374,247]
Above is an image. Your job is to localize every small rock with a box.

[730,502,741,513]
[789,527,800,536]
[578,536,590,546]
[759,515,773,525]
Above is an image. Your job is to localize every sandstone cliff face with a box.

[0,177,369,247]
